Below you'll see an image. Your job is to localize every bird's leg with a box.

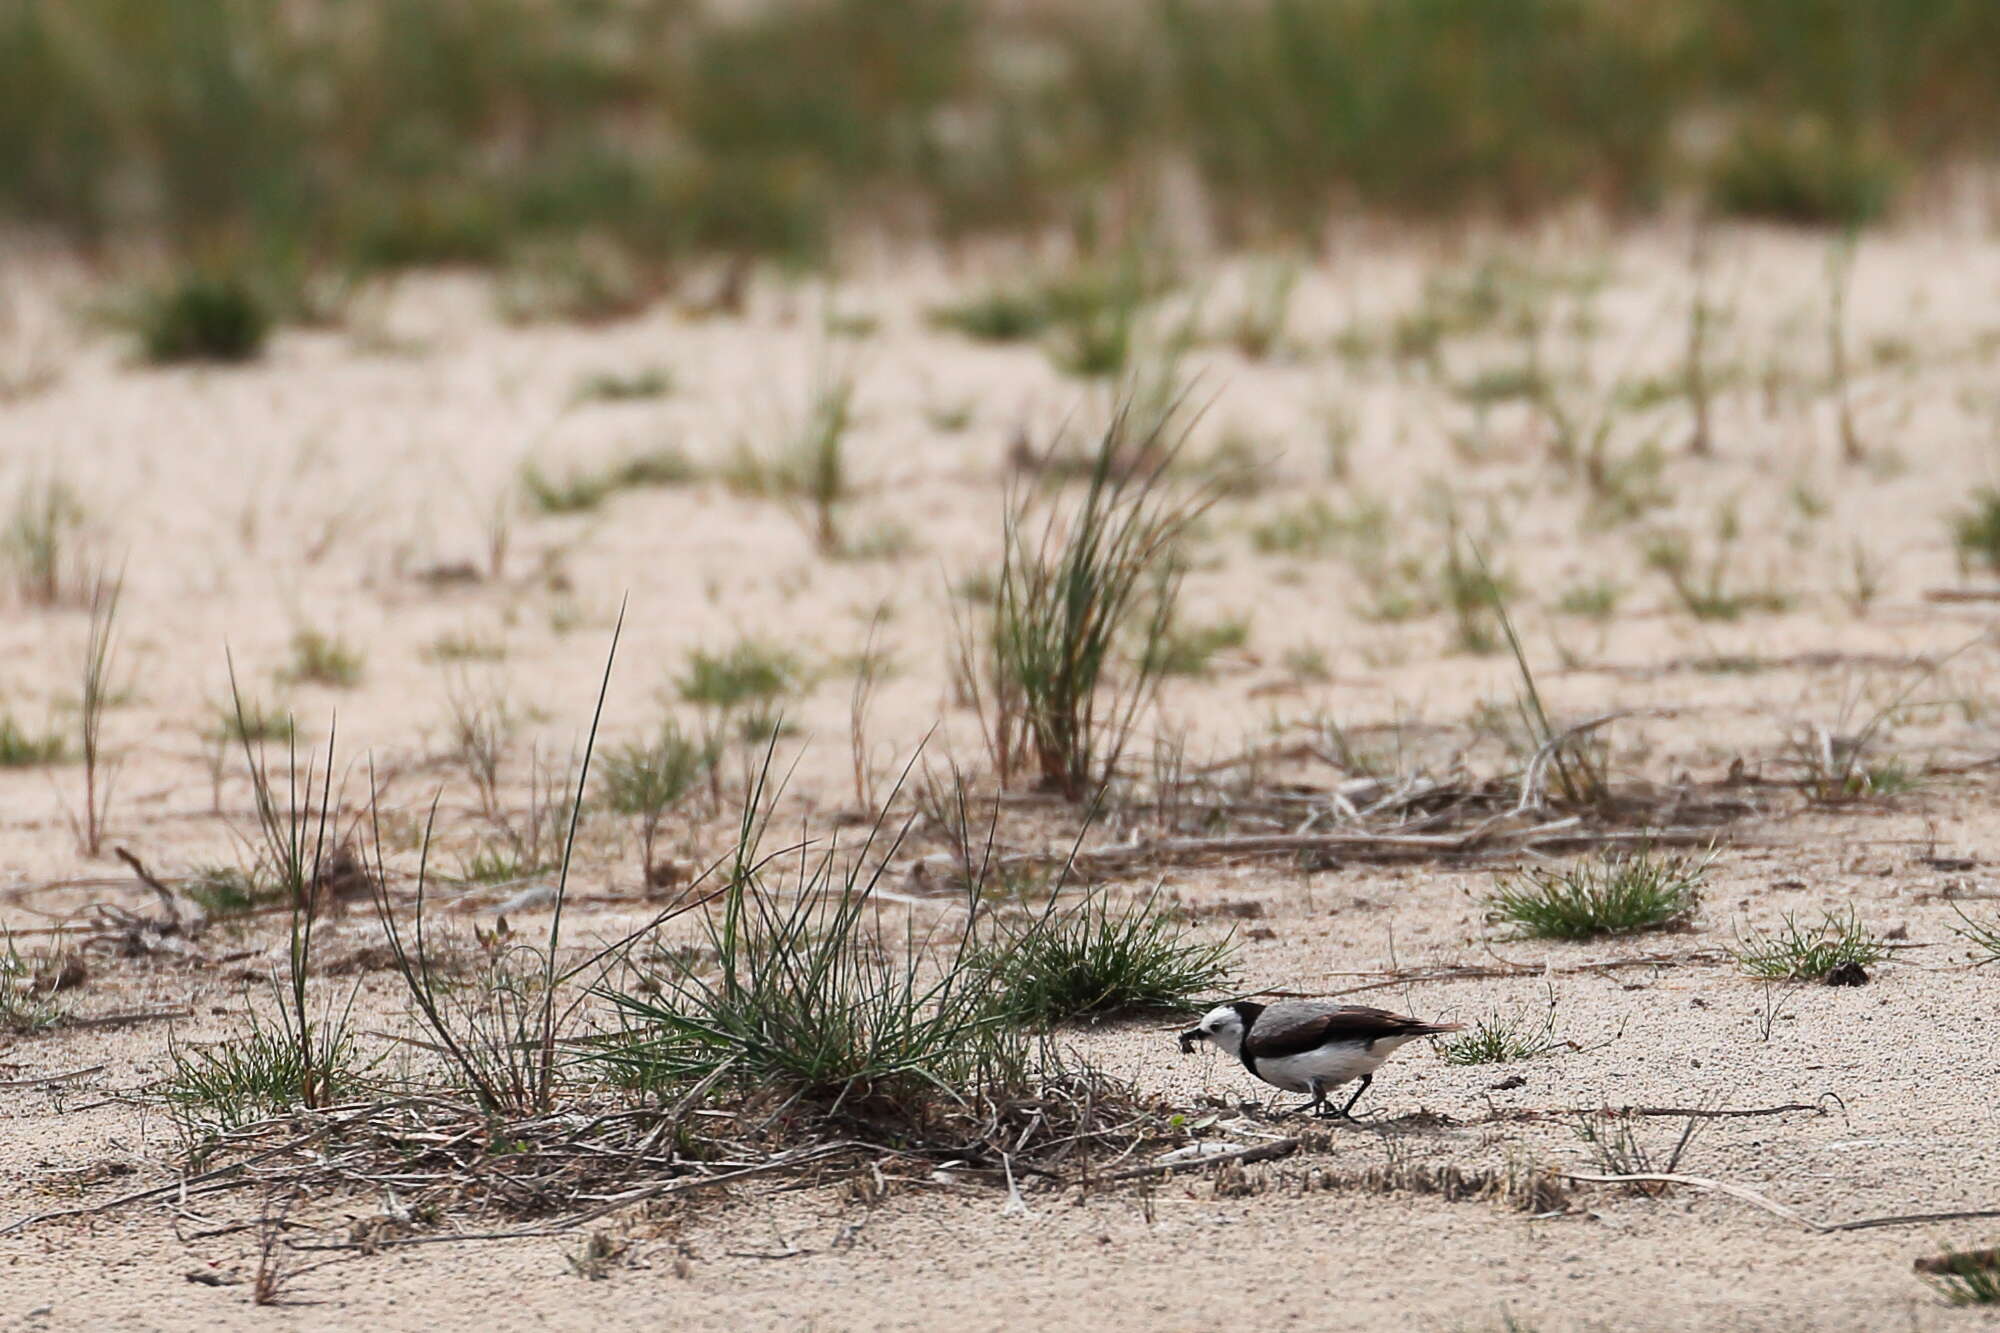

[1329,1074,1374,1120]
[1275,1079,1327,1121]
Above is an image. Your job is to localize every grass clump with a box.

[1923,1251,2000,1306]
[678,641,800,715]
[4,475,86,606]
[1950,901,2000,966]
[0,714,66,766]
[596,725,716,817]
[726,368,858,554]
[1488,848,1706,941]
[966,404,1211,799]
[1951,488,2000,574]
[1249,496,1387,558]
[164,1014,357,1132]
[981,889,1234,1026]
[609,447,699,490]
[184,865,282,919]
[522,463,615,515]
[1148,616,1249,679]
[594,773,1025,1119]
[573,366,673,403]
[1732,908,1887,981]
[134,272,270,364]
[928,287,1050,343]
[1437,991,1564,1066]
[208,697,294,746]
[1,936,67,1034]
[1703,120,1898,228]
[282,630,364,688]
[458,843,551,885]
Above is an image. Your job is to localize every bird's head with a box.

[1178,1003,1251,1057]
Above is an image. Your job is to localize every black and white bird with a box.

[1178,1000,1463,1119]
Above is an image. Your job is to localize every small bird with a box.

[1179,1000,1463,1119]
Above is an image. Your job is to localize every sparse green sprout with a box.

[4,476,86,606]
[595,724,717,818]
[458,843,552,885]
[1438,1000,1564,1066]
[210,697,294,746]
[1149,616,1249,678]
[1250,496,1387,558]
[1950,488,2000,574]
[927,287,1050,342]
[1732,908,1887,981]
[424,631,508,664]
[726,369,857,553]
[972,405,1211,797]
[135,272,270,364]
[1041,259,1159,379]
[163,1018,357,1131]
[1556,580,1621,620]
[522,462,614,515]
[1221,260,1299,360]
[1282,644,1332,682]
[523,449,698,515]
[1644,522,1792,621]
[1950,900,2000,966]
[982,889,1235,1026]
[1441,546,1510,654]
[573,366,673,403]
[283,630,364,688]
[678,641,801,715]
[0,715,66,766]
[1704,120,1898,228]
[1,936,67,1034]
[1489,848,1706,941]
[1455,365,1544,407]
[495,237,648,325]
[609,446,699,489]
[184,865,280,918]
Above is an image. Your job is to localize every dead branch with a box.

[1097,1137,1299,1182]
[1565,1171,2000,1235]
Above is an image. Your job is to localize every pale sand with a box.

[4,219,2000,1329]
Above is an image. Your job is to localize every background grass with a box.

[6,0,2000,309]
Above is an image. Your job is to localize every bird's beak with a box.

[1178,1028,1206,1055]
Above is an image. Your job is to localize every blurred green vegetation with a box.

[3,0,1996,295]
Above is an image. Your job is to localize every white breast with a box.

[1248,1033,1420,1093]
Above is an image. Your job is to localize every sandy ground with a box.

[6,217,2000,1329]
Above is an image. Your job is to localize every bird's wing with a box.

[1245,1002,1462,1058]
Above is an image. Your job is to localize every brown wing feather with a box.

[1243,1002,1464,1059]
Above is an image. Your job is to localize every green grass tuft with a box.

[134,272,270,364]
[981,889,1234,1026]
[969,403,1211,798]
[594,723,717,818]
[1488,848,1706,941]
[593,773,1027,1115]
[1732,909,1887,981]
[282,630,364,688]
[1925,1252,2000,1305]
[0,714,66,766]
[678,641,801,715]
[573,367,673,404]
[1148,616,1249,679]
[1,936,67,1034]
[1951,488,2000,574]
[184,865,282,919]
[164,1016,357,1131]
